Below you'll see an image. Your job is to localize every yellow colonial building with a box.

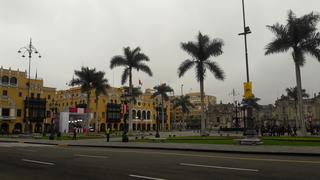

[0,67,174,134]
[53,87,171,133]
[0,67,56,134]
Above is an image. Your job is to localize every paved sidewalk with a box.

[1,136,320,156]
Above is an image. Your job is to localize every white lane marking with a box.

[74,154,109,159]
[21,159,55,166]
[180,163,259,172]
[129,174,167,180]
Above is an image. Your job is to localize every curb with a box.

[2,140,320,157]
[65,144,320,157]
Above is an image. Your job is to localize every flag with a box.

[139,79,143,86]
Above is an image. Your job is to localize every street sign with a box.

[243,82,253,99]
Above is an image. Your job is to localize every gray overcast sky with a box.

[1,0,319,104]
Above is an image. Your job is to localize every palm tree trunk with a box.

[128,68,133,132]
[95,95,99,133]
[161,97,165,131]
[295,103,299,129]
[87,91,91,133]
[295,63,306,135]
[199,79,206,135]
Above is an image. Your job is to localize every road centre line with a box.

[91,149,320,164]
[74,154,109,159]
[180,163,259,172]
[21,159,55,165]
[129,174,167,180]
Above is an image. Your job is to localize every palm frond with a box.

[178,59,195,78]
[204,61,225,80]
[197,32,210,48]
[205,38,224,58]
[301,32,320,61]
[121,68,130,85]
[265,24,291,55]
[134,53,150,62]
[181,42,199,59]
[152,83,173,101]
[132,47,141,57]
[110,56,127,69]
[136,63,153,76]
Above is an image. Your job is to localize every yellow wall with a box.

[0,67,56,133]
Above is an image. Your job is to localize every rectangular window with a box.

[19,92,22,97]
[31,93,34,98]
[2,108,10,116]
[46,111,51,117]
[2,90,8,96]
[17,109,22,117]
[48,95,51,99]
[37,93,40,99]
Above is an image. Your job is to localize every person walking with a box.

[72,127,77,140]
[106,126,111,142]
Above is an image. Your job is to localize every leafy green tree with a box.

[265,10,320,134]
[286,87,309,101]
[172,95,194,130]
[152,83,173,130]
[178,32,225,135]
[110,47,152,131]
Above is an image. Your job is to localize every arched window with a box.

[132,110,136,119]
[10,77,17,85]
[2,76,9,84]
[142,111,146,120]
[147,111,151,120]
[137,110,141,119]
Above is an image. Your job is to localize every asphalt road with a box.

[0,143,320,180]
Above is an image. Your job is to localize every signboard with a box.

[243,82,253,99]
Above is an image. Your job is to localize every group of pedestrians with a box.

[257,124,298,136]
[256,124,320,136]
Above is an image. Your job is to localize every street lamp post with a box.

[18,38,41,134]
[238,0,257,138]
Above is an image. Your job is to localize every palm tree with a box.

[178,32,225,135]
[110,47,153,131]
[265,10,320,135]
[152,83,173,131]
[70,67,97,132]
[172,95,194,130]
[92,71,110,132]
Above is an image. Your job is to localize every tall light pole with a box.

[18,38,41,134]
[238,0,257,140]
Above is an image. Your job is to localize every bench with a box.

[149,137,166,143]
